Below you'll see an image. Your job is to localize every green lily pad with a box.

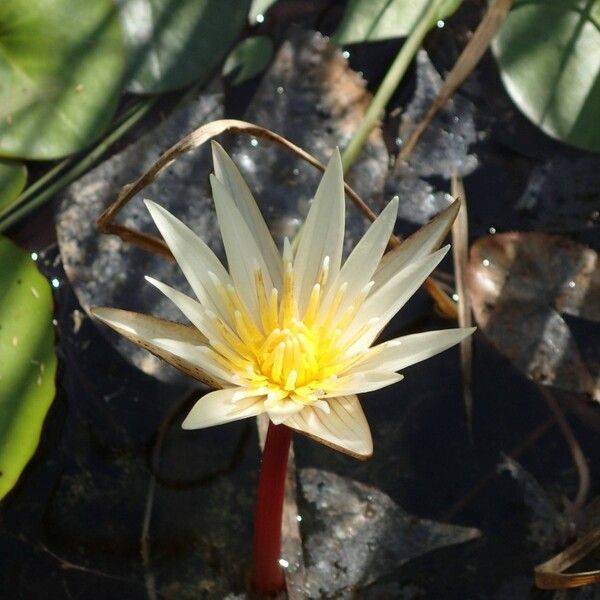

[119,0,250,93]
[248,0,278,24]
[333,0,461,45]
[0,236,57,500]
[0,0,125,160]
[223,37,274,85]
[0,161,27,217]
[493,0,600,152]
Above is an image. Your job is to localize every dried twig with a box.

[398,0,513,164]
[450,174,474,427]
[96,118,457,317]
[540,388,590,519]
[535,526,600,589]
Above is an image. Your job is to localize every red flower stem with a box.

[251,421,292,596]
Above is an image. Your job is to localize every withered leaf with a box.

[468,233,599,400]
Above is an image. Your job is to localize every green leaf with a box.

[493,0,600,152]
[0,236,57,501]
[223,37,274,85]
[333,0,462,45]
[118,0,250,93]
[0,161,27,217]
[0,0,125,160]
[248,0,278,24]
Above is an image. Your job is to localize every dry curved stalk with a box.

[398,0,513,164]
[451,173,473,426]
[96,118,456,316]
[535,526,600,589]
[540,388,590,519]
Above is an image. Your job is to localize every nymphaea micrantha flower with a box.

[92,144,473,459]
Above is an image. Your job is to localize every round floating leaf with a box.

[118,0,250,93]
[333,0,461,45]
[0,237,57,500]
[0,161,27,217]
[223,37,274,85]
[0,0,125,160]
[493,0,600,152]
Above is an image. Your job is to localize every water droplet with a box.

[296,514,302,522]
[276,86,284,95]
[452,293,459,302]
[395,137,403,147]
[436,20,445,28]
[482,259,490,267]
[250,138,258,147]
[568,280,576,288]
[51,278,60,288]
[278,558,289,568]
[292,167,300,176]
[342,50,350,59]
[488,226,496,234]
[255,13,265,23]
[31,252,38,261]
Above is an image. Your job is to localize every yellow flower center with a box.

[205,253,372,405]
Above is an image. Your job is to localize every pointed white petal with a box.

[144,200,232,322]
[211,141,282,289]
[350,327,476,374]
[293,149,345,314]
[264,397,305,424]
[182,388,265,429]
[373,199,459,294]
[320,196,398,320]
[286,395,372,459]
[344,246,450,350]
[90,307,236,388]
[322,371,403,397]
[145,276,212,334]
[210,175,274,325]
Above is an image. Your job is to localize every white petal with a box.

[145,276,212,334]
[286,395,372,459]
[320,196,398,321]
[144,200,232,322]
[211,141,282,289]
[344,246,450,350]
[293,149,345,315]
[210,175,274,325]
[322,371,403,397]
[91,307,235,388]
[264,397,305,425]
[182,388,265,429]
[350,327,476,374]
[373,199,459,294]
[149,337,243,386]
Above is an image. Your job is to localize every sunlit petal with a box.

[350,327,476,374]
[320,196,398,321]
[211,141,282,289]
[286,395,372,459]
[293,149,345,315]
[210,174,275,324]
[373,199,459,294]
[182,388,265,429]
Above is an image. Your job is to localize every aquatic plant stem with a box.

[251,421,292,596]
[341,0,446,172]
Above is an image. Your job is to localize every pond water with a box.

[1,3,599,599]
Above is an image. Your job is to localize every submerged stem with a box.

[251,421,292,596]
[341,0,446,172]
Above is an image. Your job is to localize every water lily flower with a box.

[92,143,473,459]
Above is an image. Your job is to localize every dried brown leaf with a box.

[468,233,599,400]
